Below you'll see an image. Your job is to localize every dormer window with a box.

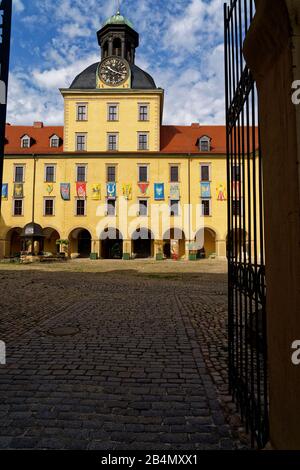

[21,135,31,149]
[50,135,60,148]
[199,136,211,152]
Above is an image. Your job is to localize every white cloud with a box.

[7,0,226,126]
[13,0,25,13]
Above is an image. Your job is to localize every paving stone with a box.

[0,267,248,450]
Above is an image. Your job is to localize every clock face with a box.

[99,57,129,87]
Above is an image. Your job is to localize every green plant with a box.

[56,239,69,246]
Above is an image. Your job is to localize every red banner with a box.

[76,182,86,198]
[138,183,149,195]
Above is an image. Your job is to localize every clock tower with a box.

[61,7,164,153]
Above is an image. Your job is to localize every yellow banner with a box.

[91,184,101,200]
[122,183,132,200]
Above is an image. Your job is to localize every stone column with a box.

[244,0,300,449]
[216,239,226,259]
[122,240,131,260]
[154,240,164,260]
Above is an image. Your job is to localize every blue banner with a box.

[201,182,211,198]
[154,183,165,201]
[107,183,116,198]
[1,184,8,200]
[60,183,71,201]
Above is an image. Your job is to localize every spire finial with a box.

[116,0,120,15]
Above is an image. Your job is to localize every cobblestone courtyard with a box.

[0,260,248,450]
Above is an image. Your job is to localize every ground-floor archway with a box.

[43,228,60,255]
[69,228,92,258]
[195,228,217,259]
[5,227,22,257]
[163,228,186,259]
[100,228,123,259]
[226,229,248,260]
[132,228,154,259]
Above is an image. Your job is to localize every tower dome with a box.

[103,11,134,29]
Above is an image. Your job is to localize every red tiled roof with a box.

[160,125,226,154]
[5,124,64,155]
[4,123,228,155]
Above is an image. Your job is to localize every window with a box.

[76,133,87,151]
[138,133,149,150]
[107,166,116,183]
[138,165,148,183]
[45,165,56,183]
[77,104,87,121]
[76,165,87,182]
[108,104,119,121]
[44,198,55,216]
[13,199,23,216]
[233,165,241,181]
[107,133,118,151]
[170,165,179,183]
[76,199,86,216]
[107,199,116,216]
[201,199,211,217]
[139,104,149,121]
[170,200,179,217]
[14,165,24,183]
[21,135,30,149]
[200,164,211,182]
[50,135,60,148]
[139,199,148,216]
[199,136,211,152]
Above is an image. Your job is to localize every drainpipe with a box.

[188,154,191,252]
[32,154,36,223]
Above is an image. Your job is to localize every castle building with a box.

[0,10,231,261]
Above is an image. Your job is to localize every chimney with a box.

[33,121,43,128]
[191,123,200,128]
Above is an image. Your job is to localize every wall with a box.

[244,0,300,450]
[62,90,163,153]
[0,154,228,258]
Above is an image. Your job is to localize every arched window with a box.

[50,135,60,148]
[199,135,211,152]
[103,41,109,58]
[21,135,31,149]
[113,37,122,57]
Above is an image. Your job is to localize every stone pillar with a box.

[122,240,131,260]
[108,37,113,56]
[121,39,125,59]
[91,239,100,259]
[154,240,164,260]
[244,0,300,449]
[216,239,226,259]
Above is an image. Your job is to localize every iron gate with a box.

[224,0,269,448]
[0,0,12,212]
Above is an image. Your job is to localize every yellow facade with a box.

[62,90,163,153]
[0,11,233,261]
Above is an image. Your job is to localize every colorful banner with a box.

[60,183,71,201]
[217,183,227,201]
[232,181,240,200]
[170,183,180,200]
[154,183,165,201]
[91,184,101,201]
[138,183,149,196]
[46,183,54,195]
[1,184,8,200]
[122,184,132,200]
[107,182,116,198]
[201,182,211,198]
[76,182,86,199]
[14,183,23,198]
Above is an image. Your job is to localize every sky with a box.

[8,0,225,126]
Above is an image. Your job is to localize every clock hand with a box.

[106,66,123,75]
